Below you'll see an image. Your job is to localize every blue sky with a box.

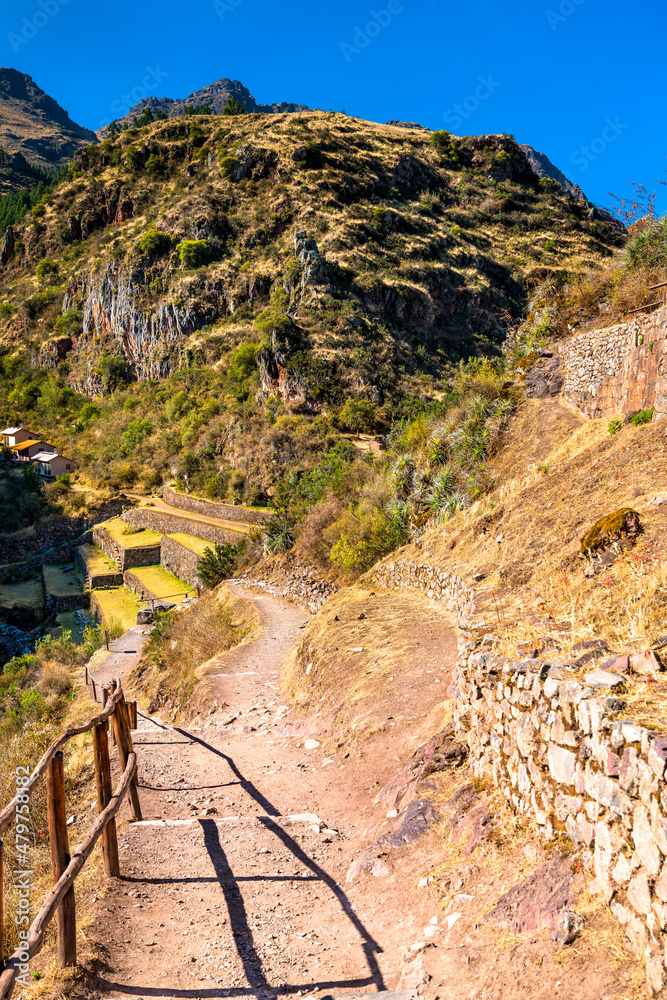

[1,0,666,214]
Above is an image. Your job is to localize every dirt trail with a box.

[80,588,445,1000]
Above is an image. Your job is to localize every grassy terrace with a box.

[98,517,162,548]
[0,578,43,611]
[130,564,193,599]
[168,533,212,557]
[42,563,84,597]
[77,543,119,576]
[92,585,145,631]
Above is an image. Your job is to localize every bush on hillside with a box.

[36,258,59,285]
[177,239,211,268]
[221,97,246,116]
[139,228,172,257]
[197,541,245,588]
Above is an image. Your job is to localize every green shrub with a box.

[221,96,246,116]
[176,239,211,268]
[98,354,131,392]
[197,541,244,588]
[54,308,82,336]
[122,418,153,450]
[144,154,163,175]
[220,156,239,179]
[25,289,58,319]
[139,228,172,257]
[338,398,377,434]
[608,417,622,435]
[36,258,59,285]
[631,408,654,426]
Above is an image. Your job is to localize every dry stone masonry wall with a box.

[92,525,161,572]
[162,485,271,526]
[121,508,245,545]
[559,307,667,420]
[373,556,667,993]
[160,535,203,591]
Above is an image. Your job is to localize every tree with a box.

[98,354,131,392]
[176,239,211,268]
[338,398,377,435]
[196,542,244,588]
[107,120,120,136]
[221,96,246,117]
[35,258,59,286]
[144,153,163,175]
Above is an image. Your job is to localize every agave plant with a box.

[390,456,416,497]
[623,216,667,270]
[425,467,457,520]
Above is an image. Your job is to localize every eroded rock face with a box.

[484,856,577,934]
[79,262,198,381]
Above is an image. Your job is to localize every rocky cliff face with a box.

[519,143,586,202]
[98,77,309,134]
[0,67,97,169]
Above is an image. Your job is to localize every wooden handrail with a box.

[0,687,124,836]
[0,753,137,1000]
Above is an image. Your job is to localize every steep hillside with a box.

[0,67,96,173]
[0,109,623,568]
[98,77,310,133]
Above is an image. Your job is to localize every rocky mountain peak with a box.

[0,66,97,170]
[98,76,310,134]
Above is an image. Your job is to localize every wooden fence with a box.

[0,672,142,999]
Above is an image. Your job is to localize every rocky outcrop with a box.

[79,262,198,381]
[0,68,97,171]
[294,231,331,302]
[0,225,15,266]
[98,77,309,135]
[520,143,586,202]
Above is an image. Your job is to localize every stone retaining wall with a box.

[74,545,123,590]
[373,555,667,993]
[559,307,667,420]
[163,485,271,525]
[373,557,476,624]
[92,525,161,572]
[121,508,244,546]
[160,535,203,591]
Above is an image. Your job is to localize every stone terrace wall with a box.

[162,485,271,525]
[92,525,161,572]
[160,535,203,591]
[373,558,476,624]
[373,555,667,993]
[74,545,123,590]
[122,508,245,546]
[559,307,667,420]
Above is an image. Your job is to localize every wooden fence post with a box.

[46,751,76,967]
[111,697,142,821]
[109,682,116,746]
[92,721,120,878]
[101,686,108,710]
[129,702,138,730]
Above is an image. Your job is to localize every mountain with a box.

[98,77,310,134]
[0,108,622,488]
[0,68,97,172]
[519,143,586,202]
